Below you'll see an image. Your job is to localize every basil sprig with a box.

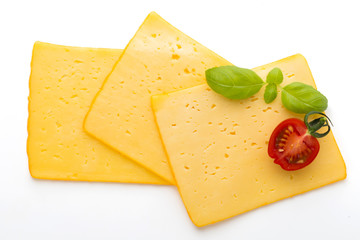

[205,66,328,114]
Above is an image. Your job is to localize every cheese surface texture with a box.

[28,42,167,184]
[152,54,346,226]
[84,12,231,183]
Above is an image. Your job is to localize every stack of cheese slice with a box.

[28,42,167,184]
[28,12,346,227]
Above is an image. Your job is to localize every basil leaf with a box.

[206,66,264,100]
[266,67,283,84]
[264,83,277,103]
[281,82,328,113]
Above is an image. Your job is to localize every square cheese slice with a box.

[28,42,167,184]
[84,12,231,183]
[152,54,346,226]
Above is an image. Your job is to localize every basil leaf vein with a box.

[206,66,264,100]
[266,67,283,84]
[264,83,278,103]
[281,82,328,113]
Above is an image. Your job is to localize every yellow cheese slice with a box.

[84,12,231,183]
[28,42,168,184]
[152,54,346,226]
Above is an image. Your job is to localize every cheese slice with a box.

[152,54,346,226]
[28,42,168,184]
[84,12,231,183]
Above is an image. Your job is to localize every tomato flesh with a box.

[268,118,320,171]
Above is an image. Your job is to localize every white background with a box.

[1,0,359,239]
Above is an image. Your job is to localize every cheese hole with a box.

[220,128,227,132]
[229,131,236,135]
[233,194,238,199]
[215,166,220,169]
[251,115,256,117]
[263,107,272,112]
[185,103,189,107]
[208,122,212,125]
[171,123,176,127]
[290,175,294,180]
[176,44,182,49]
[210,172,216,175]
[125,130,131,136]
[224,153,229,158]
[193,130,197,133]
[226,146,230,149]
[172,54,180,60]
[288,73,295,78]
[270,189,275,192]
[192,68,196,72]
[211,104,216,109]
[193,47,198,52]
[221,177,228,180]
[246,106,251,109]
[274,110,279,113]
[250,97,259,102]
[184,166,190,170]
[151,34,157,38]
[251,142,257,146]
[184,68,190,74]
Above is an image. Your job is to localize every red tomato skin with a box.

[268,118,320,171]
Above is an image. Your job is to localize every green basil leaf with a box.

[206,66,264,100]
[281,82,328,113]
[264,83,278,103]
[266,67,283,84]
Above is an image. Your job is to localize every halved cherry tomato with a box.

[268,118,320,171]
